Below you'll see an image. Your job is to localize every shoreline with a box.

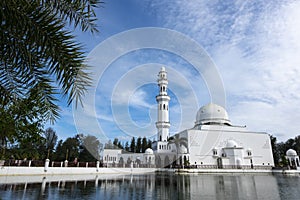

[1,166,299,177]
[0,167,299,185]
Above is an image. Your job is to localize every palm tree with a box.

[1,0,100,119]
[0,0,101,153]
[44,127,58,159]
[168,134,188,167]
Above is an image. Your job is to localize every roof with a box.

[286,149,297,156]
[195,103,231,126]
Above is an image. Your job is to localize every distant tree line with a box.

[1,126,154,162]
[1,127,103,162]
[104,137,152,153]
[271,135,300,167]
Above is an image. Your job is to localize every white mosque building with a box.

[103,67,275,169]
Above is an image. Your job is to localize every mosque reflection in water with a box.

[1,173,299,199]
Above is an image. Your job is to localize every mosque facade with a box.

[103,67,275,169]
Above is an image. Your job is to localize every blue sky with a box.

[50,0,300,143]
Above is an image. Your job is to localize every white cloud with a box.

[147,0,300,141]
[129,89,153,109]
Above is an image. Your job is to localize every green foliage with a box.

[270,135,300,167]
[0,0,101,151]
[54,136,80,161]
[141,137,148,153]
[44,127,58,159]
[79,135,101,161]
[136,137,142,153]
[124,141,129,152]
[280,155,288,167]
[104,137,151,153]
[7,132,46,160]
[104,140,113,149]
[168,134,188,154]
[117,141,123,149]
[270,135,280,166]
[147,139,152,149]
[130,137,136,153]
[104,138,123,150]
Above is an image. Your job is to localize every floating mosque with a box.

[103,67,275,169]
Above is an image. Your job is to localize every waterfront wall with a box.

[1,166,299,176]
[0,166,156,176]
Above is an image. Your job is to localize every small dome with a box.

[161,66,166,71]
[178,145,188,154]
[226,140,238,148]
[286,149,297,156]
[145,148,154,154]
[195,103,231,126]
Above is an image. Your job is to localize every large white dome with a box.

[195,103,231,126]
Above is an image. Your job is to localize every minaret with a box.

[156,67,170,142]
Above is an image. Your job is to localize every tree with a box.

[130,137,135,153]
[54,139,63,160]
[136,137,142,153]
[124,142,129,152]
[44,127,58,159]
[104,140,113,149]
[293,136,300,155]
[54,136,80,161]
[142,137,148,153]
[147,139,152,149]
[168,134,188,166]
[269,134,300,167]
[270,135,280,166]
[79,135,101,162]
[0,94,44,159]
[117,141,123,149]
[113,138,119,149]
[0,0,101,146]
[11,132,46,160]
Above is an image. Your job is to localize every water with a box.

[0,173,300,200]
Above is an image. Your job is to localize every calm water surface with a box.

[0,173,299,200]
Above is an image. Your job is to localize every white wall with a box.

[0,166,156,176]
[182,127,274,167]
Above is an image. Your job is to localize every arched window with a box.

[213,149,217,156]
[160,135,162,141]
[163,104,165,110]
[247,150,252,156]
